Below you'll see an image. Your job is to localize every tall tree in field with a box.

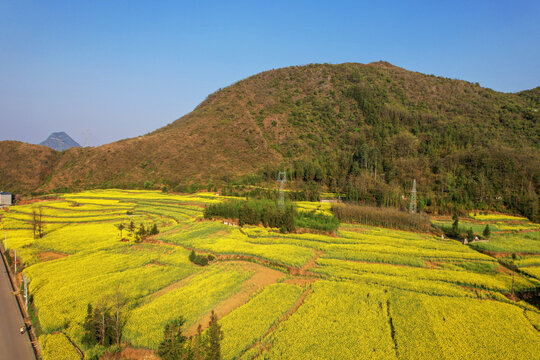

[110,288,126,345]
[190,324,206,360]
[482,224,491,238]
[206,310,223,360]
[115,223,125,239]
[451,214,459,237]
[158,317,188,360]
[128,220,135,234]
[93,296,112,346]
[82,304,97,346]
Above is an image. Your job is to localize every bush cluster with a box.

[204,200,296,232]
[331,203,431,232]
[188,250,214,266]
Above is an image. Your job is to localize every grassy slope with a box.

[0,62,538,196]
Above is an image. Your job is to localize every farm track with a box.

[244,286,312,359]
[185,263,285,336]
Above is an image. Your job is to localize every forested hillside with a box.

[0,62,538,219]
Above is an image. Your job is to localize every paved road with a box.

[0,255,35,360]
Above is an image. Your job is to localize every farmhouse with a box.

[0,192,13,207]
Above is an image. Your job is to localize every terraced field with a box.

[1,190,539,359]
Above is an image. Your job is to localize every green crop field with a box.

[1,190,539,359]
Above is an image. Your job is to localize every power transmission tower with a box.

[409,178,417,214]
[277,171,287,210]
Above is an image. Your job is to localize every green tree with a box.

[115,223,125,239]
[128,220,135,233]
[158,317,189,360]
[190,324,206,360]
[283,206,296,233]
[82,304,97,346]
[482,224,491,238]
[206,310,223,360]
[451,214,459,237]
[137,223,147,237]
[150,224,159,235]
[466,228,474,241]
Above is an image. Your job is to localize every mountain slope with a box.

[0,62,538,218]
[40,132,81,151]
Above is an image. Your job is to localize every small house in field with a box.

[0,192,12,207]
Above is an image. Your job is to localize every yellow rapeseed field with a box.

[0,189,538,359]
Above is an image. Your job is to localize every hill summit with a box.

[40,132,80,151]
[0,62,538,220]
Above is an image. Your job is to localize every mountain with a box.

[0,62,538,219]
[39,132,81,151]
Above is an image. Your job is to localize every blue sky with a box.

[1,0,539,146]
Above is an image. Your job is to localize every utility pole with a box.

[409,178,417,214]
[23,275,28,310]
[14,248,17,274]
[277,171,287,210]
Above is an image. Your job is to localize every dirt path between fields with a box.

[186,262,285,336]
[245,286,312,357]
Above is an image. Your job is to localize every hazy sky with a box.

[1,1,539,146]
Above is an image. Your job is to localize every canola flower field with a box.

[0,189,539,359]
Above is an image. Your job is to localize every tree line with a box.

[158,311,223,360]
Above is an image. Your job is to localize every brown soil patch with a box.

[186,262,285,336]
[37,251,68,262]
[282,277,318,286]
[496,265,514,275]
[299,250,323,274]
[101,346,159,360]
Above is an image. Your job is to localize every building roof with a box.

[0,192,12,195]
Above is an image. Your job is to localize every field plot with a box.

[390,290,540,360]
[220,283,304,359]
[124,262,254,349]
[40,332,80,360]
[0,190,539,359]
[252,281,398,360]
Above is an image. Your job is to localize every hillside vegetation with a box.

[0,62,538,219]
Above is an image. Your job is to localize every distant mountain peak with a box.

[40,132,80,151]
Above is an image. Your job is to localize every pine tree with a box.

[137,223,147,237]
[158,317,188,360]
[206,310,223,360]
[451,214,459,237]
[482,224,491,238]
[191,324,206,360]
[82,304,97,346]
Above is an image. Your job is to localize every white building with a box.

[0,192,12,207]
